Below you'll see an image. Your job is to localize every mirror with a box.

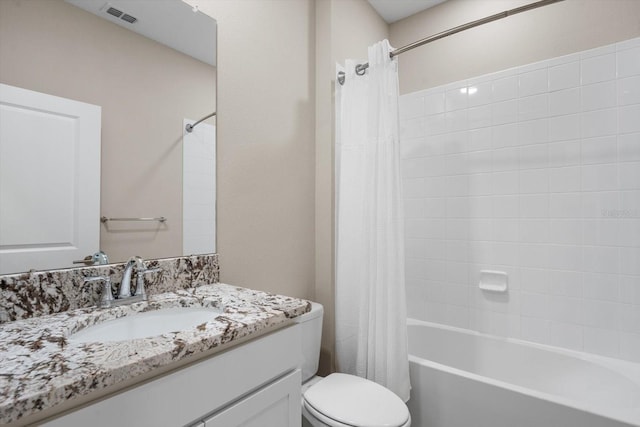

[0,0,217,274]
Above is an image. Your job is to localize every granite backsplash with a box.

[0,254,219,323]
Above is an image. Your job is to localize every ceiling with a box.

[368,0,447,23]
[65,0,216,66]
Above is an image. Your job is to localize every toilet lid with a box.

[303,373,410,427]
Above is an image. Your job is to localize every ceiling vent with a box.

[103,4,137,24]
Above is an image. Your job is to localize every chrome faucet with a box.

[114,256,161,306]
[119,256,144,299]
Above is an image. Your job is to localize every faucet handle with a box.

[83,276,114,308]
[134,267,162,300]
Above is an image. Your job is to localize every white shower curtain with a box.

[335,39,410,401]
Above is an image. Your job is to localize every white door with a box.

[0,83,101,274]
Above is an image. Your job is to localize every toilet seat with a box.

[302,373,411,427]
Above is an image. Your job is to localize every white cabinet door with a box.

[0,83,101,274]
[204,370,301,427]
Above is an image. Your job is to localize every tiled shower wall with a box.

[400,37,640,362]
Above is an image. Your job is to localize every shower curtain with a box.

[335,39,410,401]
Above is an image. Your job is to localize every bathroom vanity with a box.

[0,278,310,426]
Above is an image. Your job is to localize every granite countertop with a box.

[0,283,310,425]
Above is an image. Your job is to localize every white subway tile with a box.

[549,270,583,297]
[583,245,620,274]
[621,247,640,276]
[492,219,520,242]
[468,173,493,196]
[549,322,583,351]
[401,117,424,139]
[583,218,619,247]
[549,219,582,245]
[549,88,580,116]
[549,166,581,193]
[468,241,493,264]
[445,175,470,197]
[425,113,447,135]
[549,61,580,91]
[521,268,550,293]
[468,81,493,107]
[424,91,446,115]
[583,272,620,302]
[492,241,519,266]
[617,75,640,106]
[519,169,549,194]
[423,176,447,197]
[584,327,620,358]
[424,198,447,217]
[548,294,583,323]
[521,316,550,344]
[492,171,519,195]
[617,37,640,51]
[446,110,468,132]
[518,94,549,122]
[620,162,640,190]
[425,260,447,281]
[519,144,549,170]
[618,219,640,247]
[549,114,580,141]
[519,244,549,269]
[492,147,519,172]
[425,239,447,260]
[444,153,468,175]
[521,194,549,218]
[619,104,640,134]
[492,99,518,125]
[405,238,427,259]
[581,135,618,165]
[621,190,640,212]
[468,218,493,241]
[521,292,549,318]
[469,196,493,218]
[469,127,493,151]
[550,193,582,218]
[548,140,581,167]
[492,123,519,149]
[617,46,640,78]
[467,150,493,174]
[446,241,469,264]
[518,119,549,146]
[620,275,640,305]
[519,68,549,97]
[548,245,583,271]
[403,177,424,198]
[582,164,619,192]
[423,156,447,177]
[443,131,469,154]
[520,219,550,243]
[582,300,620,329]
[445,86,469,111]
[399,93,424,120]
[620,332,640,363]
[581,81,617,112]
[581,108,617,138]
[492,75,518,102]
[446,219,470,240]
[468,105,492,129]
[493,195,520,218]
[583,191,620,218]
[404,198,425,219]
[581,44,616,59]
[581,53,616,84]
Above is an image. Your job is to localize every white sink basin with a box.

[69,307,222,343]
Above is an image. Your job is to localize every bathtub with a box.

[407,319,640,427]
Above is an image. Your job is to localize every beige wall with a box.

[391,0,640,94]
[187,0,317,302]
[0,0,216,263]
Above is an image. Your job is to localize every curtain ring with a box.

[337,71,345,85]
[355,64,367,76]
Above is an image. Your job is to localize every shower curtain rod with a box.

[185,112,216,133]
[337,0,565,85]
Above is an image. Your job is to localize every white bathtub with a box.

[407,319,640,427]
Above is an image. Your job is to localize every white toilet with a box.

[294,302,411,427]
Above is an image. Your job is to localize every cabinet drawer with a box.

[204,370,301,427]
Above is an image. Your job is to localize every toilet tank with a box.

[293,302,323,383]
